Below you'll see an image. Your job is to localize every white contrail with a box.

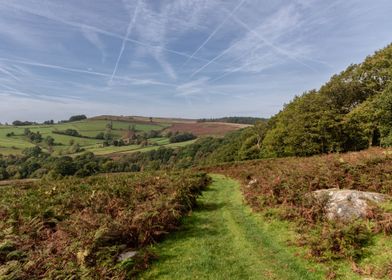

[0,66,21,81]
[231,14,316,72]
[181,0,247,67]
[210,52,270,83]
[0,57,176,87]
[191,11,317,78]
[190,38,244,77]
[109,0,141,83]
[0,2,222,66]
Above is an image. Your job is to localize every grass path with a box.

[139,174,325,280]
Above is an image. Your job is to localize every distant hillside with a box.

[92,115,249,137]
[197,116,267,125]
[0,114,249,157]
[91,115,196,124]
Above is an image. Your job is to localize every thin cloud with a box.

[230,12,317,72]
[181,0,247,66]
[0,1,219,65]
[0,57,176,88]
[190,36,247,77]
[109,0,141,83]
[81,27,106,62]
[0,65,21,81]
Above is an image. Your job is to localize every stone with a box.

[312,188,390,221]
[246,179,258,188]
[117,250,138,261]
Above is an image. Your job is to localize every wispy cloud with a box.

[0,0,391,121]
[181,0,247,67]
[109,0,141,83]
[81,27,106,62]
[0,57,176,88]
[0,64,21,81]
[176,77,209,96]
[0,1,217,64]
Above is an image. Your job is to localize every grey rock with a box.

[117,250,138,261]
[246,179,258,188]
[312,188,390,221]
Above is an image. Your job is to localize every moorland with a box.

[1,44,392,279]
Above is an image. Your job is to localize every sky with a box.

[0,0,392,122]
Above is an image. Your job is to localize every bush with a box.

[12,120,36,126]
[0,172,210,278]
[169,132,196,143]
[68,114,87,122]
[53,128,81,137]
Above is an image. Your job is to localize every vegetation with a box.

[1,44,392,279]
[207,148,392,278]
[147,43,392,164]
[169,132,196,143]
[68,114,87,122]
[12,120,37,126]
[256,44,392,157]
[0,171,210,279]
[52,128,83,137]
[140,175,325,280]
[0,148,146,180]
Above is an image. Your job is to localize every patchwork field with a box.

[0,116,247,156]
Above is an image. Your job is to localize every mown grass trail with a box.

[139,174,325,280]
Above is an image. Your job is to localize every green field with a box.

[0,119,181,156]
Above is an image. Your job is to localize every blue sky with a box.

[0,0,391,122]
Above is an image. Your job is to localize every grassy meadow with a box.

[0,119,173,156]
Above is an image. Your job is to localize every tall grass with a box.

[206,148,392,278]
[0,171,210,279]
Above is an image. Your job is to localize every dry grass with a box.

[204,148,392,278]
[0,171,210,279]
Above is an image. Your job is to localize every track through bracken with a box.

[140,174,324,280]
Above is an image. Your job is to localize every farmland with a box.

[163,122,250,137]
[0,116,242,157]
[0,119,166,156]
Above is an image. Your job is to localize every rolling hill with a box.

[0,116,247,157]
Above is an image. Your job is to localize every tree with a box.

[169,132,197,143]
[68,115,87,122]
[44,136,55,146]
[253,121,268,150]
[22,146,43,157]
[53,156,76,176]
[375,84,392,146]
[106,121,113,130]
